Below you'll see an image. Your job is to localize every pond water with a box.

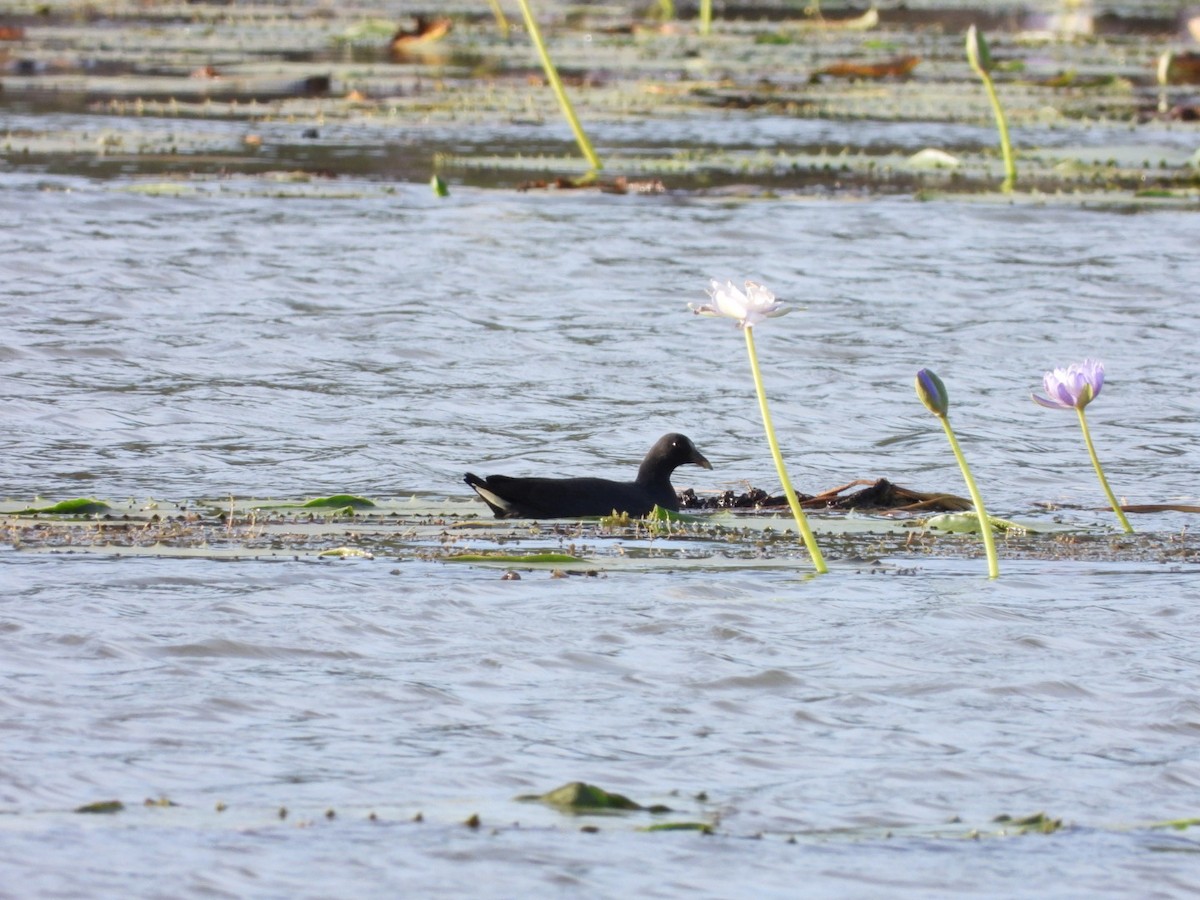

[3,170,1200,896]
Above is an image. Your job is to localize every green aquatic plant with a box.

[966,25,1016,192]
[11,497,110,516]
[445,551,586,564]
[914,368,1000,578]
[992,811,1063,834]
[519,781,646,811]
[75,800,124,814]
[691,280,828,575]
[514,0,602,171]
[485,0,511,39]
[924,512,1027,535]
[1032,359,1133,534]
[300,494,376,509]
[643,821,714,833]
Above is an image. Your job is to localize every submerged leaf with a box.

[445,552,585,564]
[642,821,714,833]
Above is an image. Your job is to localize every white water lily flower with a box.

[690,279,791,329]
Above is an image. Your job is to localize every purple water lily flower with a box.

[1032,359,1104,410]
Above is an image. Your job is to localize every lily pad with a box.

[923,513,1030,534]
[75,800,124,814]
[445,552,586,565]
[12,498,111,516]
[993,811,1063,834]
[301,495,376,509]
[518,781,646,812]
[317,547,374,559]
[1153,816,1200,831]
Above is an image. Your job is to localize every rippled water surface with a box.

[3,173,1200,896]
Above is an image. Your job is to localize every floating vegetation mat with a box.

[22,785,1200,852]
[3,493,1198,570]
[1,1,1198,200]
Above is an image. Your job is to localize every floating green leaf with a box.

[993,811,1063,834]
[446,552,586,564]
[12,498,111,516]
[924,512,1027,534]
[121,182,197,197]
[75,800,124,814]
[317,547,374,558]
[645,505,701,523]
[1153,816,1200,831]
[519,781,646,812]
[301,495,376,509]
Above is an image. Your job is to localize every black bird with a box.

[464,433,712,519]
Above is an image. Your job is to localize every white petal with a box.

[743,281,776,308]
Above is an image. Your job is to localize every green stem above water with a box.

[966,25,1016,193]
[515,0,602,171]
[743,327,828,575]
[938,415,1000,579]
[978,71,1016,192]
[1076,407,1134,534]
[485,0,511,39]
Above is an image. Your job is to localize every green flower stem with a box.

[699,0,712,34]
[486,0,511,39]
[937,415,1000,579]
[1076,407,1134,534]
[743,327,828,574]
[976,69,1016,192]
[515,0,602,171]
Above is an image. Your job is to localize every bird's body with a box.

[464,433,712,519]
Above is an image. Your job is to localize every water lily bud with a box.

[915,368,949,418]
[965,25,993,76]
